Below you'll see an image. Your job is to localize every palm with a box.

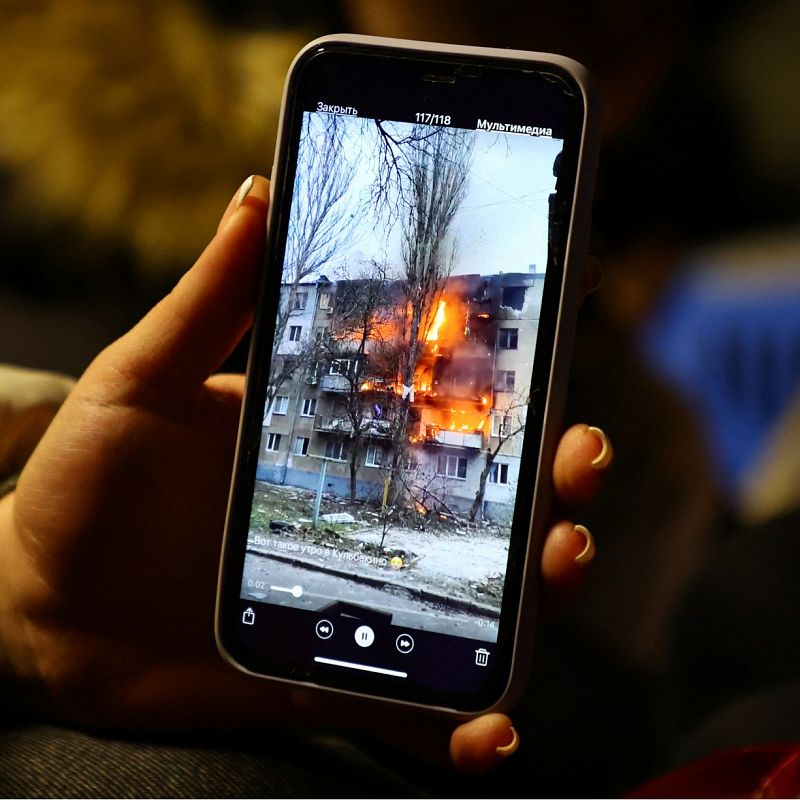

[10,375,262,725]
[25,379,236,612]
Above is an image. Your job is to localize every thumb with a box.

[88,175,269,402]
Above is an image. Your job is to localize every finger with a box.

[88,176,269,403]
[552,423,613,507]
[540,519,595,602]
[449,713,519,774]
[205,373,245,403]
[199,373,246,421]
[217,174,259,235]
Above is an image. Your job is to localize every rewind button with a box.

[315,619,334,640]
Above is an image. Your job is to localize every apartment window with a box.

[282,356,298,374]
[305,362,320,384]
[289,325,302,342]
[293,291,308,310]
[266,433,281,452]
[498,328,519,349]
[490,413,504,437]
[501,286,526,310]
[437,454,467,480]
[488,462,510,484]
[325,439,347,461]
[329,359,352,375]
[491,412,515,438]
[495,370,516,391]
[293,436,310,456]
[300,397,317,417]
[315,326,327,341]
[365,444,385,467]
[272,395,289,415]
[318,292,331,310]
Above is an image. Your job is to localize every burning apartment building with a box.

[257,269,543,524]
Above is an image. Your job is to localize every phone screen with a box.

[218,41,591,712]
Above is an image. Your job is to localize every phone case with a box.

[217,33,601,717]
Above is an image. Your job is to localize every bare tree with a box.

[266,113,362,412]
[400,463,461,520]
[283,115,361,291]
[369,122,442,224]
[383,126,475,501]
[319,265,397,502]
[468,392,529,522]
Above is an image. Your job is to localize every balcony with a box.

[314,414,352,434]
[313,415,391,438]
[361,417,391,438]
[320,373,350,393]
[420,424,484,449]
[357,378,395,394]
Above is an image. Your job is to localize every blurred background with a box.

[2,0,800,795]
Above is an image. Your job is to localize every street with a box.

[243,550,500,642]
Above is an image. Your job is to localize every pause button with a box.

[354,625,375,648]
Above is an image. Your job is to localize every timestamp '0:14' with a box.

[415,112,451,125]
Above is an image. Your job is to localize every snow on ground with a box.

[354,526,508,583]
[248,481,512,609]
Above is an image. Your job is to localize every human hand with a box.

[0,175,611,773]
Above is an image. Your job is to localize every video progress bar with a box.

[314,657,407,678]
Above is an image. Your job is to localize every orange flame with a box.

[426,300,447,342]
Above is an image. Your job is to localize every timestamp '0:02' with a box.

[416,112,451,125]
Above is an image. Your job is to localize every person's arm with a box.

[0,175,611,772]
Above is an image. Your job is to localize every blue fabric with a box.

[639,262,800,501]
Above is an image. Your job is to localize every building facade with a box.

[256,271,543,522]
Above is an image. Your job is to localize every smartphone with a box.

[216,34,600,715]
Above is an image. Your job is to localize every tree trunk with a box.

[348,433,362,503]
[387,306,424,503]
[469,449,495,522]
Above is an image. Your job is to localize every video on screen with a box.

[240,112,563,642]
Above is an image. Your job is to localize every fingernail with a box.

[496,726,520,758]
[574,524,596,565]
[587,426,613,470]
[236,175,255,209]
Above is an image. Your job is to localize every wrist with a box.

[0,491,52,718]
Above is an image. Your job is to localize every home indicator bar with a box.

[314,656,408,678]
